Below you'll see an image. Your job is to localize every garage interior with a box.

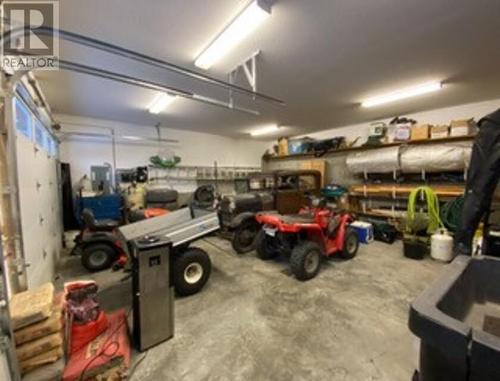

[0,1,499,380]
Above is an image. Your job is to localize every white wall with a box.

[299,98,500,142]
[57,114,271,184]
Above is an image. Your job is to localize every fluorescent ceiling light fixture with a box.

[361,81,443,108]
[194,0,272,70]
[148,93,177,114]
[250,125,279,136]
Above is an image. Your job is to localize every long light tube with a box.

[250,124,279,136]
[195,0,271,70]
[148,93,177,114]
[361,81,443,108]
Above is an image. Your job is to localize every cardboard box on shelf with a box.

[393,126,411,141]
[450,119,476,137]
[411,124,431,141]
[278,137,289,156]
[431,125,450,139]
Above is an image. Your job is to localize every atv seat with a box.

[281,214,316,224]
[81,209,118,231]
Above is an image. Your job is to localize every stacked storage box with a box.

[10,283,65,377]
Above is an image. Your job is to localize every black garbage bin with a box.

[409,255,500,381]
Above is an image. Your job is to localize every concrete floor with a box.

[56,236,444,381]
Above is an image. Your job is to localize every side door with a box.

[275,175,302,214]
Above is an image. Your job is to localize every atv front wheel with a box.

[340,227,359,259]
[173,247,211,296]
[232,219,260,254]
[290,241,322,281]
[255,230,279,260]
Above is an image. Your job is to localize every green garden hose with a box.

[440,196,464,232]
[407,186,444,235]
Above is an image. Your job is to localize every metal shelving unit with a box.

[147,164,260,185]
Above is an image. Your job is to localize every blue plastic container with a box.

[350,221,374,244]
[288,138,314,154]
[77,194,123,225]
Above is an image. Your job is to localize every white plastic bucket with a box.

[431,229,454,262]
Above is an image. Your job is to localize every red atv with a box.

[255,197,359,281]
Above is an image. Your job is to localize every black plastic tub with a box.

[403,238,429,260]
[409,255,500,381]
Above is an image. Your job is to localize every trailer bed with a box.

[118,207,220,248]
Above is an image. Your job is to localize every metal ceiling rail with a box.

[58,59,260,115]
[2,25,286,106]
[58,130,179,144]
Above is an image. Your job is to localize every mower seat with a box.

[81,209,118,231]
[281,214,315,224]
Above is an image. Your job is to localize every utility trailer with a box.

[119,207,220,296]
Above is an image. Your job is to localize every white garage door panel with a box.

[16,133,61,289]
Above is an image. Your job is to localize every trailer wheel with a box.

[81,243,116,272]
[255,230,278,260]
[340,228,359,259]
[231,219,260,254]
[174,247,211,296]
[290,241,322,281]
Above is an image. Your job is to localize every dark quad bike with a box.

[255,198,359,281]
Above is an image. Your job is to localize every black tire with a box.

[173,247,211,296]
[340,227,359,259]
[70,245,83,256]
[255,230,278,260]
[81,243,116,272]
[290,241,322,281]
[231,219,260,254]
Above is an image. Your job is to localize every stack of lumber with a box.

[10,282,65,376]
[349,183,466,198]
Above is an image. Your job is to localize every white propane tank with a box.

[431,229,454,262]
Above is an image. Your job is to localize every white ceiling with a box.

[36,0,500,138]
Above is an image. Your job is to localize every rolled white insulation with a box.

[346,142,472,174]
[400,142,472,173]
[346,146,400,174]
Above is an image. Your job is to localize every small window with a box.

[277,175,298,190]
[248,175,275,190]
[14,98,33,140]
[49,136,58,157]
[298,175,317,191]
[44,130,53,153]
[34,120,45,148]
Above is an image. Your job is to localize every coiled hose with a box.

[440,196,464,232]
[407,186,443,234]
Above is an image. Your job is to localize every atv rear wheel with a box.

[255,230,278,260]
[290,241,322,281]
[340,227,359,259]
[232,219,260,254]
[173,247,211,296]
[81,243,116,272]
